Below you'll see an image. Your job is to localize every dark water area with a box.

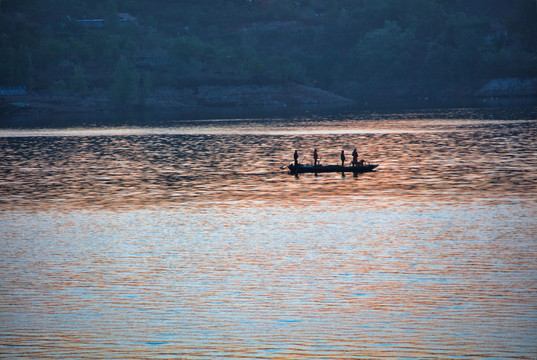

[1,107,536,359]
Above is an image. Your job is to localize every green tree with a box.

[268,55,305,83]
[170,35,209,63]
[70,64,88,94]
[424,42,455,84]
[84,30,121,66]
[110,57,139,108]
[438,13,488,80]
[351,21,415,82]
[0,45,33,86]
[138,70,152,108]
[104,0,118,31]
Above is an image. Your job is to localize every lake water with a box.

[1,107,537,359]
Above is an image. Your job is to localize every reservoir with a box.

[1,107,536,359]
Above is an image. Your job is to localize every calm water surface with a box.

[1,108,537,359]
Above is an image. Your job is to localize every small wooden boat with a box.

[288,163,379,174]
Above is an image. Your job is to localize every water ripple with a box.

[1,110,536,359]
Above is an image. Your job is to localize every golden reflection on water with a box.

[1,112,537,358]
[1,117,536,210]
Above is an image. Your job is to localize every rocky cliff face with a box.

[476,78,537,98]
[194,84,354,107]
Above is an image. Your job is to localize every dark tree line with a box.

[1,0,536,105]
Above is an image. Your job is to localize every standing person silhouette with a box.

[313,148,319,166]
[340,150,346,167]
[293,150,299,167]
[352,148,358,166]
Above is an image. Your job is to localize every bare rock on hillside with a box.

[194,84,354,107]
[475,78,537,98]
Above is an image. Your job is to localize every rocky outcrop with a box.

[475,78,537,98]
[194,84,354,107]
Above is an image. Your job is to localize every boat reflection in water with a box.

[1,108,536,359]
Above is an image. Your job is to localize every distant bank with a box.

[0,84,353,117]
[1,79,536,118]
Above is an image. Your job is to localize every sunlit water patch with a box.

[0,118,534,137]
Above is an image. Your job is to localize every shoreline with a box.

[0,84,354,117]
[1,84,536,122]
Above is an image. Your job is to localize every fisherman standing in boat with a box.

[352,148,358,166]
[313,148,319,166]
[293,150,299,167]
[340,150,346,167]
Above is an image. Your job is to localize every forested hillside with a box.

[1,0,536,107]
